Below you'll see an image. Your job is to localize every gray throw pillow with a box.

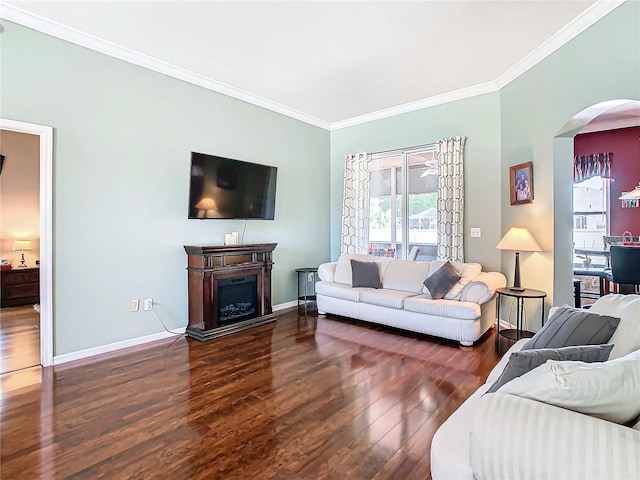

[350,259,381,288]
[423,261,461,300]
[486,344,614,393]
[522,306,620,350]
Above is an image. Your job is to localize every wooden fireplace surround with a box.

[184,243,277,341]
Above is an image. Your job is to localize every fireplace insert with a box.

[217,275,258,325]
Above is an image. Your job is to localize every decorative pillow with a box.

[589,294,640,359]
[422,261,481,299]
[334,254,372,285]
[423,261,461,300]
[486,344,613,393]
[522,305,620,350]
[350,259,381,288]
[498,348,640,424]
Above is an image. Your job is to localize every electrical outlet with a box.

[130,299,139,312]
[144,298,153,311]
[471,228,481,238]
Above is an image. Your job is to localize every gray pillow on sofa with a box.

[423,261,461,300]
[350,259,381,288]
[522,306,620,350]
[486,343,614,393]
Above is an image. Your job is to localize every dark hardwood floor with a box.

[0,305,40,374]
[0,308,500,479]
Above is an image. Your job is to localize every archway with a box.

[553,99,640,305]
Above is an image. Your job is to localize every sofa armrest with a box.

[470,393,640,480]
[318,262,337,283]
[459,272,507,304]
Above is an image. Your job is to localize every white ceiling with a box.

[1,1,630,129]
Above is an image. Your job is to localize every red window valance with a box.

[574,152,613,183]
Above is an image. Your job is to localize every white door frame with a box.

[1,118,53,366]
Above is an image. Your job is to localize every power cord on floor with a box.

[151,306,186,337]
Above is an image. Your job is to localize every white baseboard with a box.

[273,300,297,311]
[53,328,186,365]
[54,301,298,365]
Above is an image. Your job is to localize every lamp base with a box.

[509,286,525,292]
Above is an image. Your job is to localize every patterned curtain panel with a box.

[341,153,371,254]
[436,136,466,262]
[574,152,613,183]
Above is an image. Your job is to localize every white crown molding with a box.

[0,3,331,130]
[330,81,499,131]
[495,0,625,89]
[0,0,624,132]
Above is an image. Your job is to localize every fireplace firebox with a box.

[184,243,277,341]
[217,275,258,325]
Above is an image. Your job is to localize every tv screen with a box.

[188,152,277,220]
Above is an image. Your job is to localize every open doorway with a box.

[0,130,41,373]
[554,100,640,305]
[0,118,53,372]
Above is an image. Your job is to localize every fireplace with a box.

[217,275,258,325]
[184,243,277,341]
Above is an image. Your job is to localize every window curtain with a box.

[341,153,371,254]
[436,136,466,262]
[574,152,613,183]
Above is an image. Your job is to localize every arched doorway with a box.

[553,99,640,305]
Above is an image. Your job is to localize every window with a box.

[574,215,587,230]
[573,175,609,265]
[368,145,437,260]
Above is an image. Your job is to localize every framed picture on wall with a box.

[510,161,534,205]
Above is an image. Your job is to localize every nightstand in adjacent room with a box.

[1,267,40,307]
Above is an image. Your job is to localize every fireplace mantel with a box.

[184,243,277,341]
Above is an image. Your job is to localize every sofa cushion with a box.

[522,305,620,350]
[316,281,370,302]
[334,254,372,285]
[381,259,431,293]
[423,261,482,299]
[359,289,416,310]
[486,344,613,393]
[498,348,640,425]
[350,259,381,288]
[423,261,461,300]
[589,294,640,359]
[404,294,480,320]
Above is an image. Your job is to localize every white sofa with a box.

[431,294,640,480]
[316,254,507,346]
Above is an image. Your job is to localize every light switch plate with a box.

[471,228,481,238]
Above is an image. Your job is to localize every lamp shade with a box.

[12,240,33,252]
[619,184,640,200]
[195,197,217,210]
[496,227,541,252]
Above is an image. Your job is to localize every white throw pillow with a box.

[589,294,640,359]
[498,348,640,425]
[333,254,372,285]
[382,259,431,293]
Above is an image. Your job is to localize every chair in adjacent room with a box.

[603,245,640,294]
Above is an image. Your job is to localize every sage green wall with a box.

[330,93,503,272]
[0,21,330,356]
[500,0,640,314]
[330,2,639,327]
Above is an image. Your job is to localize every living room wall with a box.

[330,1,639,318]
[1,20,330,357]
[330,93,502,272]
[500,0,640,312]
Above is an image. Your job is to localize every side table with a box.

[496,287,546,352]
[295,267,318,313]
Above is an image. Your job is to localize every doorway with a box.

[0,119,53,370]
[553,99,640,305]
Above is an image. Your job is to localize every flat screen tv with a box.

[188,152,277,220]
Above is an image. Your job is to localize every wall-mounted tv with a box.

[188,152,277,220]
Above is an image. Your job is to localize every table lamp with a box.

[12,240,33,268]
[496,227,541,291]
